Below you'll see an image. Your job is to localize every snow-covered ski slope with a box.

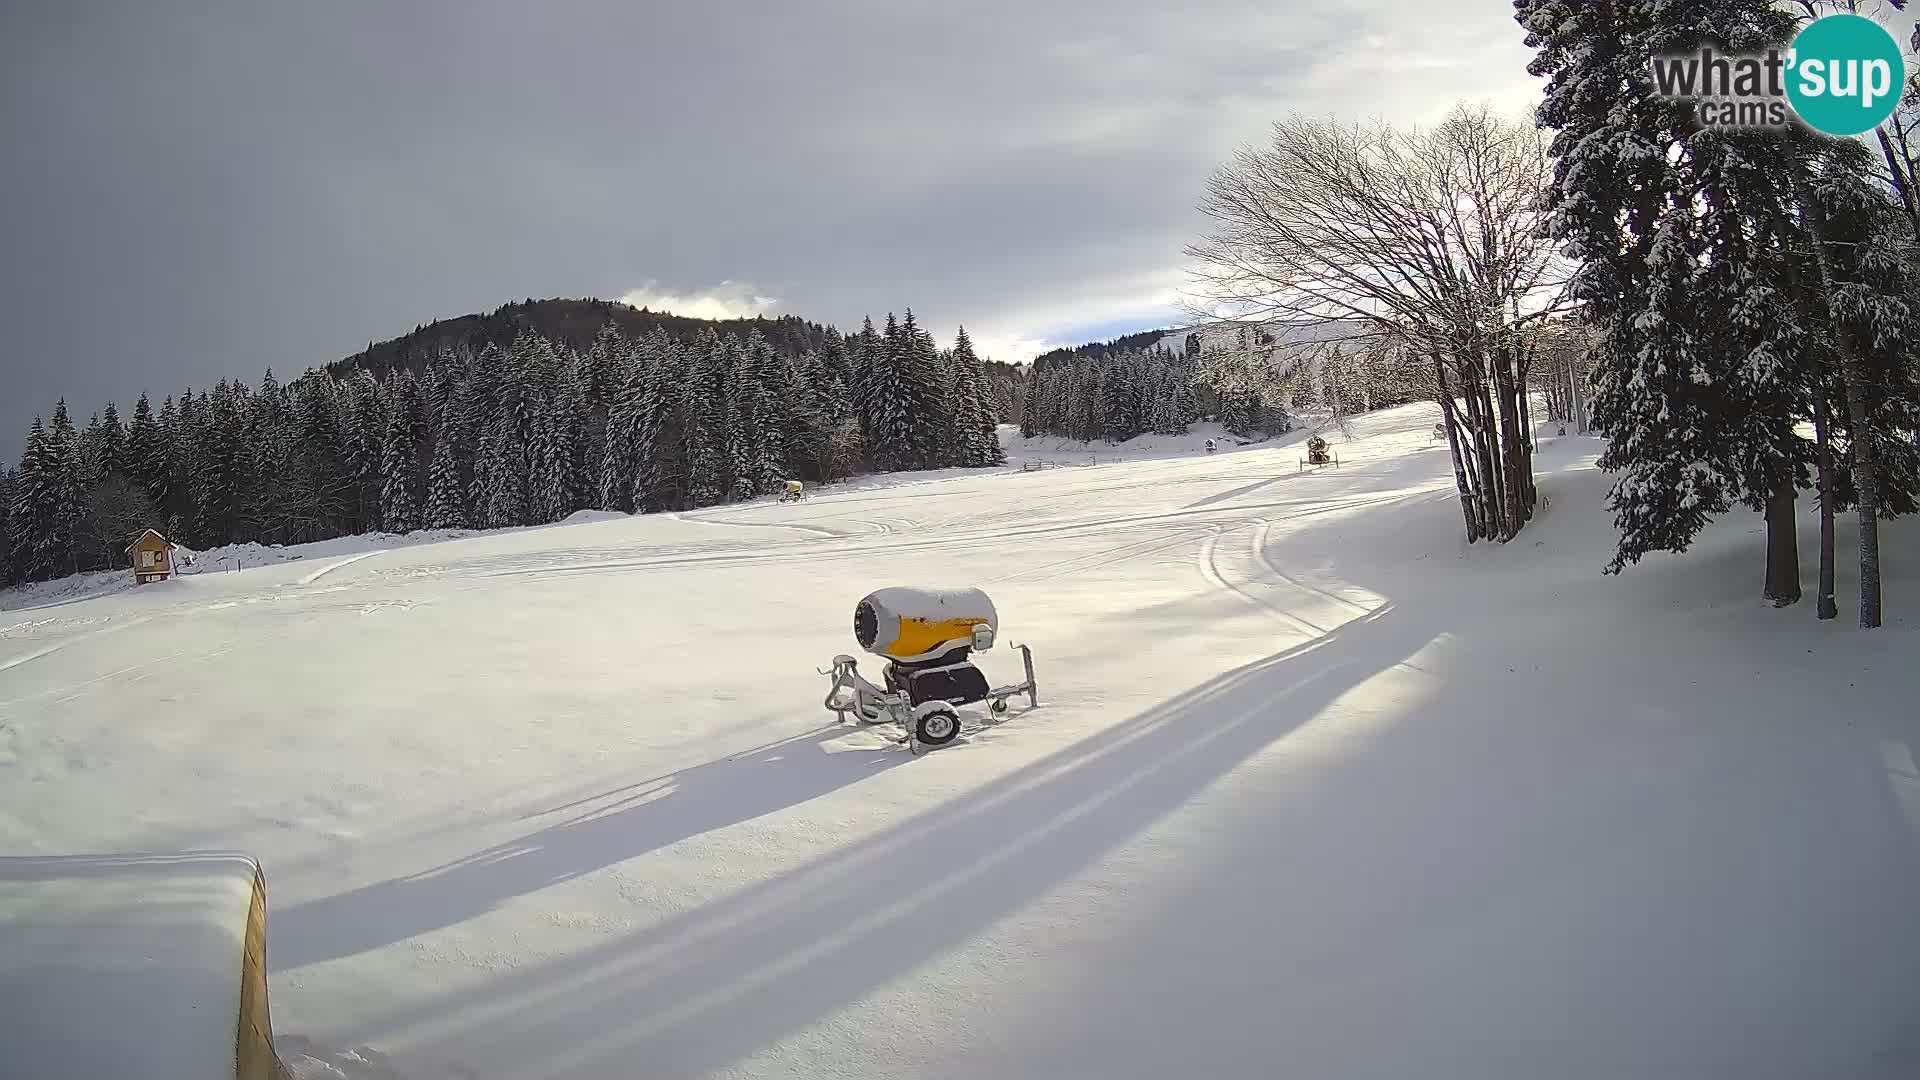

[3,403,1918,1080]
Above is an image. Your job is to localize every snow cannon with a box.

[822,586,1038,754]
[854,586,998,661]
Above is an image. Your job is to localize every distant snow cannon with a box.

[823,586,1038,753]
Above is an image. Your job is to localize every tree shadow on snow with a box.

[271,726,902,969]
[348,602,1443,1079]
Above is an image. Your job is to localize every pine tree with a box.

[631,333,688,511]
[528,400,571,524]
[0,467,18,586]
[158,393,192,539]
[599,355,646,512]
[380,417,420,533]
[683,337,727,508]
[12,419,58,580]
[1519,0,1811,586]
[900,311,946,467]
[556,352,594,514]
[380,373,424,533]
[342,370,386,533]
[951,328,1004,465]
[851,316,883,449]
[126,393,165,507]
[742,332,790,489]
[424,432,467,529]
[44,401,84,575]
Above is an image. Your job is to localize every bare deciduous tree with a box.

[1186,104,1571,541]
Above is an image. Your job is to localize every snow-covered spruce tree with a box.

[0,467,18,586]
[739,331,789,491]
[816,330,854,422]
[850,316,882,443]
[633,332,690,511]
[379,372,426,533]
[770,349,829,482]
[44,401,85,574]
[456,344,504,490]
[244,369,295,544]
[682,336,727,508]
[340,369,386,534]
[380,411,421,534]
[287,374,353,542]
[556,351,596,514]
[205,380,259,546]
[477,416,527,528]
[125,393,166,510]
[12,419,60,580]
[710,336,756,502]
[419,361,449,444]
[899,310,948,468]
[861,314,915,471]
[528,400,571,524]
[97,402,126,482]
[423,432,467,530]
[159,393,194,539]
[1518,0,1810,587]
[78,413,106,492]
[1019,364,1044,438]
[598,349,646,512]
[950,328,1004,465]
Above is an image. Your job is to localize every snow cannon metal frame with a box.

[820,587,1038,754]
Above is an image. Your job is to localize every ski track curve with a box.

[299,550,386,585]
[0,615,156,674]
[1249,519,1377,616]
[1196,525,1328,638]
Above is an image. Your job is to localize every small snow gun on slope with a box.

[820,586,1039,754]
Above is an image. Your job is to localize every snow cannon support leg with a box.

[984,644,1039,719]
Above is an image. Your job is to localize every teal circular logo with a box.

[1786,14,1905,136]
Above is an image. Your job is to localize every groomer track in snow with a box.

[2,403,1917,1080]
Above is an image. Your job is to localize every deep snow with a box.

[2,403,1917,1080]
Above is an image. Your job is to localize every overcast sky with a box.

[0,0,1540,446]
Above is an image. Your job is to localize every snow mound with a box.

[558,509,629,525]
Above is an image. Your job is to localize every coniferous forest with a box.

[0,305,1024,584]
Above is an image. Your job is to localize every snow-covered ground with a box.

[3,403,1917,1080]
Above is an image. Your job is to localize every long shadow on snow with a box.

[356,602,1440,1079]
[272,726,902,969]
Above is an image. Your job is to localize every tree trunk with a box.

[1466,372,1506,540]
[1763,486,1801,606]
[1433,356,1482,542]
[1813,389,1838,621]
[1568,349,1587,434]
[1876,127,1920,241]
[1496,348,1535,529]
[1802,184,1885,628]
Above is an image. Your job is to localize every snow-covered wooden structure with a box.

[0,853,293,1080]
[127,528,177,584]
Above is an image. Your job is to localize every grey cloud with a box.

[0,0,1538,445]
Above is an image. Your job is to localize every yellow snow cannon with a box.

[821,586,1038,753]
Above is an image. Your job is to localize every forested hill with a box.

[1029,328,1175,368]
[330,298,841,382]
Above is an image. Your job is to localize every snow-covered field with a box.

[3,403,1918,1080]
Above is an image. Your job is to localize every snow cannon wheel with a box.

[915,706,961,747]
[989,697,1009,716]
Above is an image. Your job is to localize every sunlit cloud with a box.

[617,281,780,322]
